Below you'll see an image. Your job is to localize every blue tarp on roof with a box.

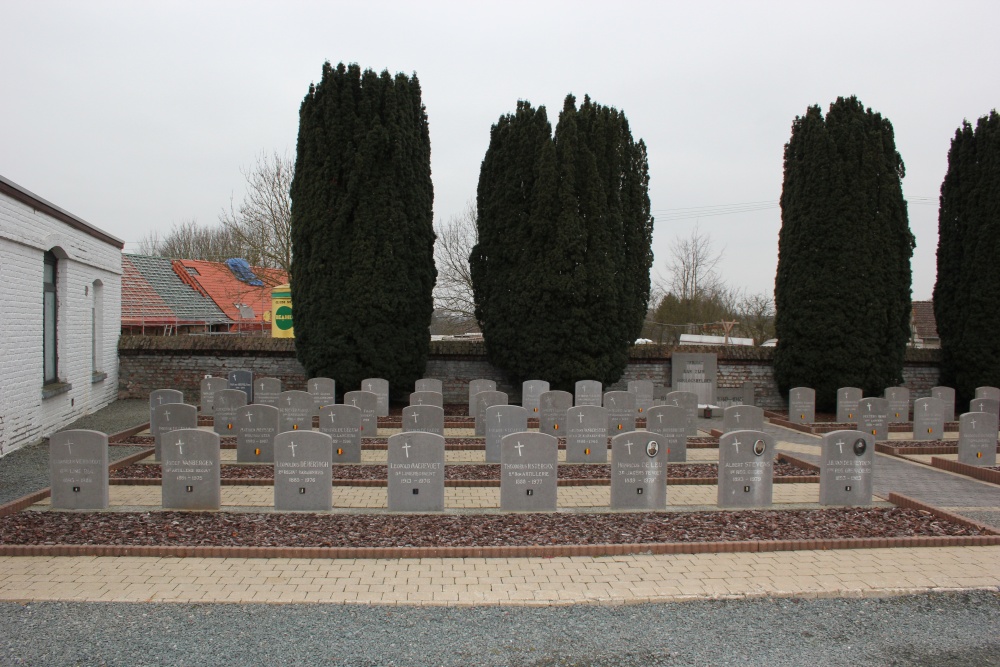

[225,258,264,286]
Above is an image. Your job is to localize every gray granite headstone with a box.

[644,405,688,462]
[970,398,1000,419]
[403,405,445,437]
[628,380,654,417]
[228,369,254,404]
[468,379,496,417]
[387,432,445,511]
[49,430,108,510]
[319,404,362,463]
[931,386,956,422]
[975,386,1000,402]
[149,389,183,427]
[485,405,528,463]
[610,431,668,510]
[501,432,558,511]
[273,431,333,511]
[361,378,390,417]
[604,391,636,435]
[857,397,890,441]
[344,390,378,437]
[152,402,198,461]
[521,380,550,418]
[717,382,755,409]
[307,377,337,417]
[835,387,862,423]
[722,405,764,434]
[788,387,816,425]
[671,353,717,405]
[409,391,443,408]
[885,387,910,423]
[236,404,279,463]
[958,411,998,467]
[416,378,443,394]
[819,429,874,506]
[565,405,608,463]
[278,390,314,434]
[718,430,774,508]
[575,380,603,407]
[665,391,699,437]
[539,390,573,436]
[212,389,247,436]
[475,390,508,437]
[253,377,282,407]
[199,377,227,416]
[161,429,220,510]
[912,397,945,440]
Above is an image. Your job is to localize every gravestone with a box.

[975,386,1000,401]
[538,390,573,436]
[788,387,816,425]
[49,430,108,510]
[343,390,378,437]
[319,404,362,463]
[279,390,314,434]
[885,387,910,423]
[912,397,945,440]
[958,412,999,467]
[253,377,282,407]
[402,405,445,437]
[161,429,220,510]
[565,406,608,463]
[671,353,717,405]
[199,377,227,416]
[610,431,668,510]
[575,380,603,407]
[665,391,699,437]
[228,369,254,404]
[416,378,443,394]
[273,431,333,511]
[857,397,890,441]
[236,404,279,463]
[722,405,764,434]
[628,380,654,416]
[717,382,755,409]
[361,378,390,417]
[835,387,862,423]
[931,386,956,422]
[970,398,1000,419]
[468,379,496,417]
[819,430,874,506]
[212,389,247,436]
[307,378,337,417]
[604,391,636,435]
[644,405,688,463]
[718,430,774,508]
[485,405,528,463]
[409,391,443,408]
[149,389,183,427]
[521,380,550,418]
[387,432,445,511]
[501,432,558,511]
[475,390,508,437]
[151,402,197,461]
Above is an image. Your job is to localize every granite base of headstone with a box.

[279,390,315,434]
[788,387,816,425]
[403,405,445,436]
[307,378,336,417]
[361,377,390,417]
[819,430,874,506]
[387,432,445,511]
[931,386,956,422]
[565,405,608,463]
[664,391,699,437]
[575,380,603,407]
[722,405,764,434]
[409,391,443,408]
[162,429,221,510]
[486,405,527,463]
[857,397,890,441]
[912,397,945,440]
[628,380,654,416]
[152,402,198,461]
[605,391,636,435]
[468,379,496,417]
[610,431,668,510]
[539,390,573,436]
[49,430,108,510]
[500,432,558,511]
[836,387,862,423]
[645,405,688,462]
[344,390,378,437]
[958,412,998,467]
[274,431,333,511]
[718,430,774,508]
[885,387,910,423]
[254,377,282,407]
[319,404,362,463]
[228,369,254,404]
[416,378,443,394]
[522,380,550,419]
[475,390,508,437]
[199,377,227,416]
[236,404,279,462]
[213,389,248,436]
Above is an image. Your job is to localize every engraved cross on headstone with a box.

[515,441,525,457]
[402,441,411,458]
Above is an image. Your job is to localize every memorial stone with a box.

[213,389,247,436]
[970,398,1000,419]
[835,387,862,423]
[253,377,282,407]
[645,405,689,462]
[931,386,956,422]
[501,432,558,511]
[716,382,755,409]
[485,405,527,463]
[671,353,717,405]
[521,380,550,418]
[538,390,572,436]
[228,369,254,404]
[199,377,227,416]
[604,391,636,435]
[49,430,108,510]
[565,406,608,463]
[236,404,279,462]
[161,429,220,510]
[344,390,378,436]
[975,386,1000,402]
[278,390,315,433]
[152,402,197,461]
[416,378,443,394]
[475,390,508,437]
[273,431,333,511]
[857,397,890,441]
[628,380,654,416]
[468,379,496,417]
[665,391,699,437]
[403,405,445,437]
[149,389,183,427]
[610,431,668,510]
[912,397,945,440]
[722,405,764,434]
[307,378,337,417]
[718,430,774,508]
[409,391,443,408]
[319,404,362,463]
[387,432,445,511]
[885,387,910,423]
[361,378,390,417]
[819,429,874,506]
[788,387,816,425]
[958,412,999,467]
[575,380,603,407]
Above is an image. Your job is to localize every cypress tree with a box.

[934,111,1000,406]
[290,62,435,391]
[471,95,653,390]
[774,96,914,411]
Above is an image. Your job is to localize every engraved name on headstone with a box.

[628,380,654,416]
[565,405,608,463]
[253,377,282,407]
[50,430,108,510]
[885,386,910,423]
[319,404,362,463]
[274,431,333,511]
[212,389,247,436]
[912,397,945,441]
[279,390,315,434]
[149,389,183,428]
[575,380,603,407]
[970,398,1000,419]
[501,432,558,511]
[152,402,197,461]
[236,404,279,463]
[307,377,337,417]
[416,378,443,394]
[610,431,668,510]
[361,377,390,417]
[228,369,254,404]
[538,390,573,436]
[645,405,688,462]
[475,390,508,437]
[665,391,699,437]
[403,405,445,437]
[485,405,527,463]
[521,380,550,418]
[958,411,999,467]
[836,387,862,423]
[344,390,378,437]
[387,432,445,511]
[409,391,443,408]
[857,397,890,441]
[788,387,816,425]
[468,379,496,417]
[199,377,227,416]
[723,405,764,434]
[819,429,874,506]
[931,386,956,422]
[718,430,774,508]
[161,429,220,510]
[604,391,636,435]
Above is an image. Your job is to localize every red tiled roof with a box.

[121,254,175,325]
[175,259,289,325]
[911,301,939,340]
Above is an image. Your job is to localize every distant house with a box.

[0,175,122,455]
[909,300,940,348]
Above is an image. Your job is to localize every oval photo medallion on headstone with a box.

[854,438,867,456]
[646,440,659,457]
[753,439,766,456]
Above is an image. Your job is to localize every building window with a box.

[92,280,104,375]
[43,251,58,383]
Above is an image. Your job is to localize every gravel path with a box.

[1,591,997,666]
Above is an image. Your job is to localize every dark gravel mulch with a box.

[0,508,985,548]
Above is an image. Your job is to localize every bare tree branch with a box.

[433,200,478,327]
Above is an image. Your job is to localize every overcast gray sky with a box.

[3,1,997,300]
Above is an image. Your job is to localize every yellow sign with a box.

[270,283,294,338]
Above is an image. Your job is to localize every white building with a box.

[0,175,123,455]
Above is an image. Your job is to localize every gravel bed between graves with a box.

[114,435,722,448]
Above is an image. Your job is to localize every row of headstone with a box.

[787,385,983,430]
[200,373,394,418]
